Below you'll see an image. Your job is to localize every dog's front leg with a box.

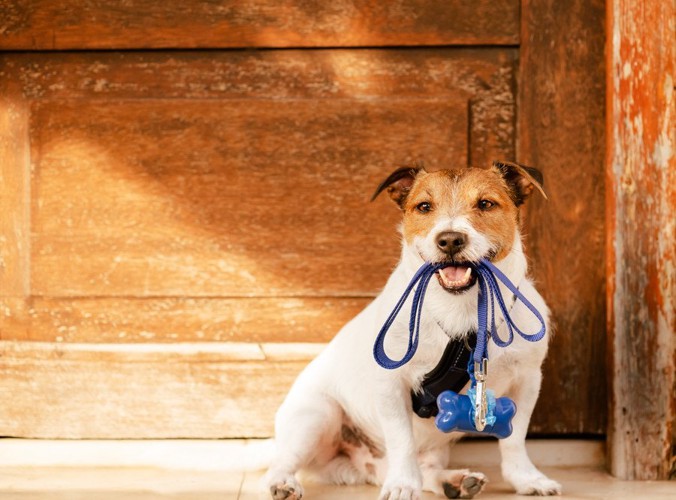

[375,378,422,500]
[498,369,562,496]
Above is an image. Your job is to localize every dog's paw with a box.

[512,476,561,496]
[262,471,304,500]
[441,471,487,499]
[269,481,303,500]
[378,485,422,500]
[379,475,422,500]
[379,465,422,500]
[502,462,561,496]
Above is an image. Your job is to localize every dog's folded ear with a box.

[492,160,547,206]
[371,166,422,208]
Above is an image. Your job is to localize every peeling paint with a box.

[607,0,675,481]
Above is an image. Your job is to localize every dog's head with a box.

[372,161,546,293]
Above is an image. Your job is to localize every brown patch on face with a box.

[401,170,454,244]
[401,166,520,262]
[457,168,519,261]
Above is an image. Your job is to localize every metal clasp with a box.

[474,358,488,431]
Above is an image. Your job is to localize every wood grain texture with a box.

[29,98,466,297]
[518,0,607,435]
[0,297,370,343]
[8,49,514,298]
[4,49,516,101]
[0,0,519,50]
[606,0,675,480]
[0,48,522,436]
[4,49,516,167]
[0,63,30,299]
[0,340,314,438]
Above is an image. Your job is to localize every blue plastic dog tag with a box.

[435,390,516,439]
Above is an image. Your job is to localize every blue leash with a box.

[373,259,546,370]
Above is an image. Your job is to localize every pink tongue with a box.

[440,265,469,282]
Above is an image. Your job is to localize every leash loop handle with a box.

[473,259,546,364]
[374,259,546,370]
[373,262,442,369]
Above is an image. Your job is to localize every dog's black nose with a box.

[436,231,468,254]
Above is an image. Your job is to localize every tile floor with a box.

[0,440,674,499]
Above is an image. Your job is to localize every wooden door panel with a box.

[0,93,29,298]
[4,49,514,100]
[4,49,515,169]
[30,98,466,297]
[0,1,518,50]
[0,1,611,442]
[0,340,315,438]
[0,49,517,437]
[519,0,607,436]
[0,297,371,344]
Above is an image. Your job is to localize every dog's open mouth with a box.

[436,263,477,293]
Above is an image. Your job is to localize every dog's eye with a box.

[416,202,432,213]
[477,199,496,211]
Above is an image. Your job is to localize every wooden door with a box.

[0,1,605,438]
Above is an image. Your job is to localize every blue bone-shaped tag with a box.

[435,390,516,439]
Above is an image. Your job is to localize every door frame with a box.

[520,0,675,480]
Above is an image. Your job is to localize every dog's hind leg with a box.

[262,391,342,500]
[419,446,487,499]
[498,369,562,495]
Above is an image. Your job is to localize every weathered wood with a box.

[0,340,315,438]
[29,97,466,297]
[0,47,520,435]
[606,0,675,480]
[518,0,607,434]
[3,49,516,169]
[0,47,522,437]
[0,297,370,343]
[3,50,516,101]
[0,0,519,50]
[0,67,30,299]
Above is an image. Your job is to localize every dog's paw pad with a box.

[462,473,488,497]
[270,484,302,500]
[442,472,487,499]
[442,482,461,498]
[262,469,304,500]
[515,477,562,496]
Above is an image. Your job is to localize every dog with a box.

[263,161,562,499]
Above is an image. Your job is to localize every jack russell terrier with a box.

[263,161,562,499]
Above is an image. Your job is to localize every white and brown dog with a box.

[263,162,562,499]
